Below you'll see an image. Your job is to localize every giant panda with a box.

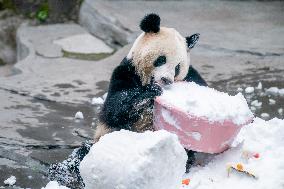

[48,14,207,188]
[95,13,207,142]
[95,13,207,172]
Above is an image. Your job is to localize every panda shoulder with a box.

[111,58,135,78]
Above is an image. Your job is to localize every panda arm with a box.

[101,61,161,130]
[183,65,208,86]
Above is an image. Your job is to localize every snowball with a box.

[268,99,276,105]
[74,111,84,119]
[261,113,270,119]
[183,118,284,189]
[159,82,253,125]
[245,86,254,93]
[80,130,187,189]
[41,181,70,189]
[91,97,104,105]
[4,176,16,186]
[278,108,283,115]
[251,100,262,107]
[256,82,262,90]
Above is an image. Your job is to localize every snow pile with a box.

[4,175,16,186]
[41,181,70,189]
[159,82,253,125]
[182,118,284,189]
[80,130,187,189]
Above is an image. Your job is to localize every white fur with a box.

[128,27,190,85]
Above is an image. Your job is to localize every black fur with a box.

[153,55,167,67]
[100,58,162,130]
[184,65,207,86]
[186,33,200,49]
[175,63,180,77]
[140,13,161,33]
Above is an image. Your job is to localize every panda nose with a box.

[161,77,173,85]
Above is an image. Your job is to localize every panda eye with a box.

[153,56,166,67]
[175,63,180,77]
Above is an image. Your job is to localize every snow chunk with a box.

[102,93,108,100]
[237,87,243,92]
[91,97,104,105]
[265,87,284,96]
[80,130,187,189]
[182,118,284,189]
[256,82,262,90]
[159,82,253,125]
[250,106,256,111]
[266,87,279,95]
[251,100,262,107]
[278,108,283,115]
[4,176,16,186]
[74,111,84,119]
[261,113,270,119]
[268,99,276,105]
[279,89,284,96]
[41,181,70,189]
[245,87,254,93]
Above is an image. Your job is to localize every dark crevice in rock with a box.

[0,86,56,103]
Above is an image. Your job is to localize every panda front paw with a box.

[144,83,163,98]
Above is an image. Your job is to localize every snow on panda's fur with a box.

[95,13,207,142]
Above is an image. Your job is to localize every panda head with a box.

[127,13,200,86]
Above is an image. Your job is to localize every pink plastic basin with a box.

[154,98,253,154]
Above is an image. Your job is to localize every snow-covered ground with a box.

[181,118,284,189]
[43,117,284,189]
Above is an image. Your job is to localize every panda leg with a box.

[185,149,196,173]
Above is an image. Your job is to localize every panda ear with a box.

[140,13,160,33]
[186,33,200,49]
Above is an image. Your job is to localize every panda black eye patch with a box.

[175,63,180,77]
[153,56,166,67]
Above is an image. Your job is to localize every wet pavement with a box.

[0,0,284,188]
[0,86,98,188]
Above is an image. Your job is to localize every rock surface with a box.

[80,130,187,189]
[0,10,24,64]
[54,33,113,54]
[0,1,283,188]
[80,0,284,54]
